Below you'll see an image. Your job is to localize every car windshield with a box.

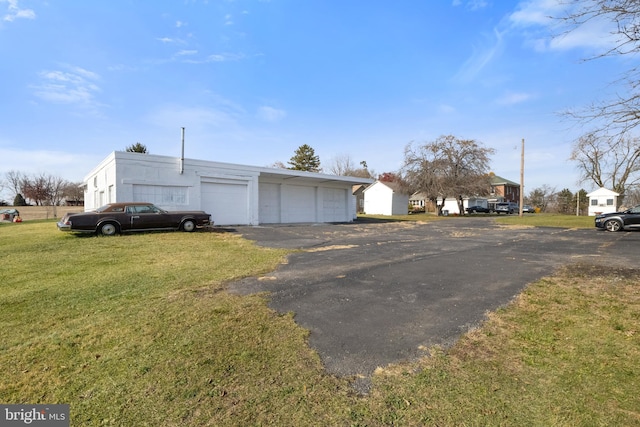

[95,204,114,213]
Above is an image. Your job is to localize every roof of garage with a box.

[97,151,374,187]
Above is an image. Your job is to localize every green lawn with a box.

[359,212,595,229]
[1,220,638,426]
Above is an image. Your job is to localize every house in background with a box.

[489,175,520,209]
[352,184,366,214]
[364,181,409,215]
[408,174,518,215]
[440,197,489,215]
[586,187,620,216]
[83,151,373,225]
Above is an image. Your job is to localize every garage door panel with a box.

[322,187,346,222]
[282,185,316,223]
[259,183,280,224]
[201,182,248,225]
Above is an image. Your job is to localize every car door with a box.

[132,204,177,229]
[125,205,164,230]
[624,206,640,228]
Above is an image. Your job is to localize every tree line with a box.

[1,171,83,207]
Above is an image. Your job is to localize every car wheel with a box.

[605,220,623,232]
[181,219,196,232]
[99,222,118,236]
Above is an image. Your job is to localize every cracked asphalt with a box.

[226,217,638,391]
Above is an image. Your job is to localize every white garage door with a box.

[259,183,281,224]
[322,187,347,222]
[201,181,249,225]
[282,185,316,223]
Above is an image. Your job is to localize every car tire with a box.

[604,219,623,232]
[99,222,119,236]
[181,219,196,232]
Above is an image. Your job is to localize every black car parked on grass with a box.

[594,205,640,232]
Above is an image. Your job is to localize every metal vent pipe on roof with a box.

[180,127,185,174]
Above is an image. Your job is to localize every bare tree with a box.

[327,155,375,178]
[624,185,640,206]
[62,182,84,205]
[570,133,640,206]
[268,161,287,169]
[558,1,640,136]
[5,170,25,198]
[403,135,495,215]
[527,185,556,212]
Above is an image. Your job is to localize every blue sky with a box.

[0,0,629,200]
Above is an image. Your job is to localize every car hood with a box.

[595,211,623,219]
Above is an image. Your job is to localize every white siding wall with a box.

[391,193,409,215]
[364,182,409,216]
[364,182,393,215]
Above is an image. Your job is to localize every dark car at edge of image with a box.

[57,202,213,235]
[594,204,640,232]
[465,205,491,214]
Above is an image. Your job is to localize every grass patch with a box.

[2,221,638,425]
[494,213,594,228]
[364,263,640,425]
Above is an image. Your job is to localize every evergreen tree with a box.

[13,193,27,206]
[126,142,148,153]
[288,144,321,172]
[556,188,574,215]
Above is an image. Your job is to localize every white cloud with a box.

[496,91,535,105]
[257,106,287,122]
[454,28,505,83]
[175,49,198,57]
[1,0,35,22]
[31,66,102,107]
[182,52,247,64]
[509,0,619,53]
[452,0,488,11]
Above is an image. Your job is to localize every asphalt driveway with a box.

[227,217,638,391]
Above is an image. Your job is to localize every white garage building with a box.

[83,151,373,226]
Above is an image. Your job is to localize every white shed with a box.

[83,151,373,225]
[363,181,409,216]
[586,187,620,216]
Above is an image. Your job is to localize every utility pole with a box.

[519,138,525,217]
